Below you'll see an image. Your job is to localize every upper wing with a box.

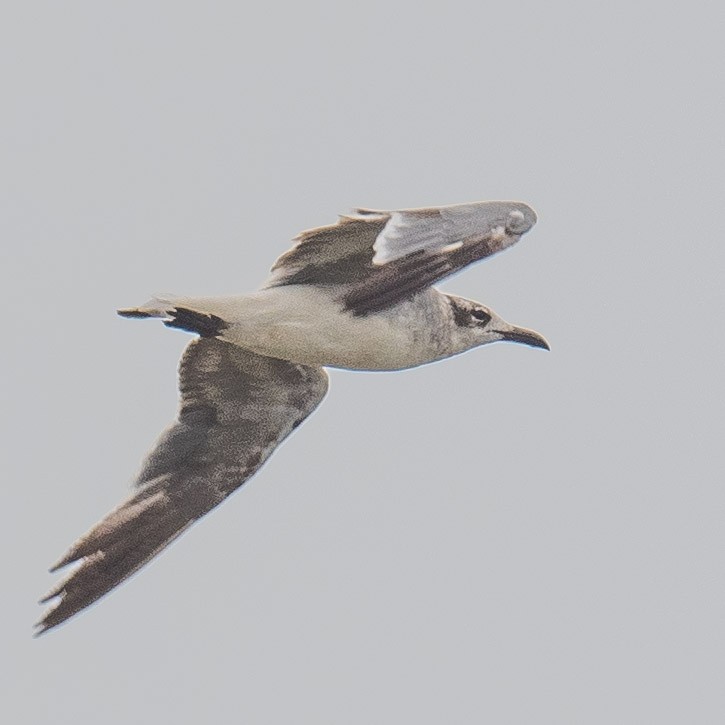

[36,338,328,634]
[265,200,537,314]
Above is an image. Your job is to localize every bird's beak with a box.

[499,326,550,350]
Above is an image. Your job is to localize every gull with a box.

[37,200,549,634]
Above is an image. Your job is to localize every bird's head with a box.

[445,295,550,354]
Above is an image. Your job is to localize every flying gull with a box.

[37,200,549,634]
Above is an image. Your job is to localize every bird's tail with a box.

[117,293,181,319]
[118,295,230,338]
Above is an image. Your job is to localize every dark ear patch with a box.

[448,297,492,327]
[470,308,492,325]
[448,297,473,327]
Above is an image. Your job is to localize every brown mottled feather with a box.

[37,338,328,634]
[265,202,534,315]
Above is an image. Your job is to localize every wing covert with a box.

[265,201,537,314]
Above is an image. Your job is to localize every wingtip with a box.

[38,584,64,604]
[33,620,51,637]
[33,615,66,637]
[49,549,80,573]
[33,608,60,637]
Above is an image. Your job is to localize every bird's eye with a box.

[471,309,491,324]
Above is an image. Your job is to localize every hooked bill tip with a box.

[501,329,550,350]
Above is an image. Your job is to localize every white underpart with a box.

[145,286,454,371]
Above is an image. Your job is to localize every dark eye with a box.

[471,309,491,324]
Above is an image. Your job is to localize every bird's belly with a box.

[222,287,430,371]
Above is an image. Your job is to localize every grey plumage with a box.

[38,199,547,634]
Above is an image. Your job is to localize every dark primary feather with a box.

[341,236,502,315]
[37,338,328,634]
[265,201,534,316]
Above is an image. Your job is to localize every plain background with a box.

[2,1,724,723]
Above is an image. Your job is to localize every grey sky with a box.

[3,1,724,723]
